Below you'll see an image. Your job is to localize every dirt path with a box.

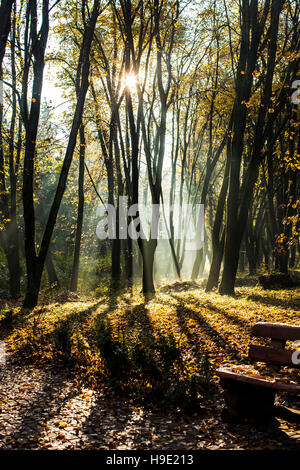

[0,364,299,450]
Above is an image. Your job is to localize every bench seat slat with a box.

[252,322,300,341]
[217,368,300,394]
[249,344,299,368]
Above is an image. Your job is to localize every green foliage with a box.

[54,319,91,364]
[54,320,74,358]
[95,318,212,411]
[167,359,211,414]
[96,318,130,380]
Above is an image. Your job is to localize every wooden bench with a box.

[217,322,300,422]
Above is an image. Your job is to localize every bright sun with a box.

[124,72,137,91]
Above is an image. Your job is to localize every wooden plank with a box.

[217,368,300,394]
[221,379,276,422]
[270,339,286,350]
[249,344,299,368]
[251,322,300,341]
[274,405,300,424]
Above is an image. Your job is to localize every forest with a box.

[0,0,299,453]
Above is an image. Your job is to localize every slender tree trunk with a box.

[23,0,99,308]
[0,1,20,298]
[238,243,245,274]
[70,124,85,292]
[0,0,14,68]
[124,236,133,281]
[245,234,256,276]
[219,0,283,295]
[206,151,230,292]
[139,239,156,293]
[111,213,121,283]
[289,246,296,269]
[0,229,20,298]
[45,252,59,287]
[206,229,225,291]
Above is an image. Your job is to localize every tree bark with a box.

[45,252,59,288]
[139,239,156,294]
[206,151,230,291]
[70,124,85,292]
[0,0,14,68]
[23,0,100,308]
[219,0,283,295]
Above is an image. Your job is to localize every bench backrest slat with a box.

[249,344,299,369]
[251,322,300,341]
[249,322,300,369]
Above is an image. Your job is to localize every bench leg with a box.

[220,378,276,423]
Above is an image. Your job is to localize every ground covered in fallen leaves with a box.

[0,282,299,450]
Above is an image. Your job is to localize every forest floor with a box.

[0,281,299,450]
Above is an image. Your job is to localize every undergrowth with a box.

[1,283,299,412]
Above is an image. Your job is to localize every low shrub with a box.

[95,319,212,411]
[54,320,91,364]
[54,320,73,358]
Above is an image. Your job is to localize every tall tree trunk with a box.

[206,229,225,292]
[0,0,14,68]
[139,239,156,293]
[45,252,59,287]
[23,0,99,308]
[124,236,133,281]
[219,0,283,295]
[0,0,20,298]
[70,124,85,292]
[206,151,230,291]
[22,0,49,307]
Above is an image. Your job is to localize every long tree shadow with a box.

[6,299,105,364]
[78,390,152,449]
[3,292,299,450]
[174,298,243,362]
[78,303,160,449]
[121,302,155,337]
[245,291,300,311]
[2,366,79,448]
[185,294,253,329]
